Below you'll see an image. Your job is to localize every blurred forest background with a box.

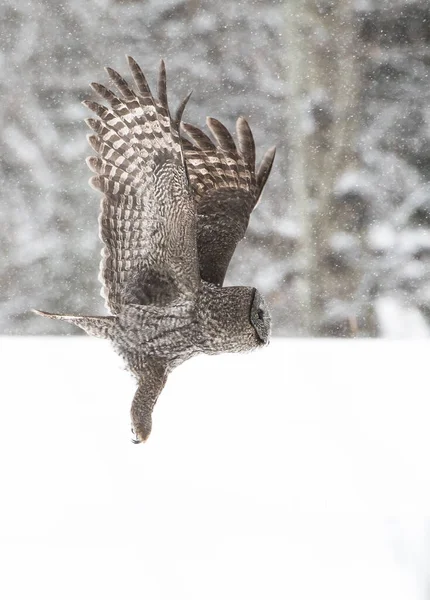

[1,0,429,337]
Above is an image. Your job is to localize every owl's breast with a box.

[111,302,201,370]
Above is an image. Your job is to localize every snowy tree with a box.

[284,0,430,336]
[285,0,377,336]
[356,0,430,337]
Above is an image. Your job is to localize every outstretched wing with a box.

[181,117,275,286]
[84,57,199,314]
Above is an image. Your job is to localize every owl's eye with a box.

[257,308,264,321]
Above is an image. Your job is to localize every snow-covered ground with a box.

[1,337,430,600]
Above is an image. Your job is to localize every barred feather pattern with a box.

[182,117,275,210]
[84,57,198,313]
[181,117,276,285]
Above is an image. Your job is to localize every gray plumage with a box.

[34,57,275,443]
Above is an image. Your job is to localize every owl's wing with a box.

[84,57,199,314]
[181,118,276,286]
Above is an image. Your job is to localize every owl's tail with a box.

[32,309,116,339]
[130,360,169,444]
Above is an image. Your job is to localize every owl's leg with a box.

[32,309,117,339]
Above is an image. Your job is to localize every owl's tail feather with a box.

[32,309,116,339]
[130,360,168,444]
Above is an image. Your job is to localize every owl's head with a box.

[198,283,271,353]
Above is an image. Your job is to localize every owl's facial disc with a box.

[250,289,271,345]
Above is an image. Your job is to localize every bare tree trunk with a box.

[285,0,376,336]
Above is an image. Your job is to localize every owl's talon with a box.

[131,427,141,444]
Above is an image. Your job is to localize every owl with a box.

[35,57,275,443]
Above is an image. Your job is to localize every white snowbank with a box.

[1,337,430,600]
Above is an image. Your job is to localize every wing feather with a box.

[206,117,237,153]
[105,67,137,100]
[84,58,199,313]
[157,60,169,113]
[181,116,275,285]
[236,116,256,171]
[126,55,153,96]
[256,145,276,197]
[181,122,216,151]
[175,92,193,125]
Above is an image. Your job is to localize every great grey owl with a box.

[35,57,275,443]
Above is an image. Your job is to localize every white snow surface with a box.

[1,337,430,600]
